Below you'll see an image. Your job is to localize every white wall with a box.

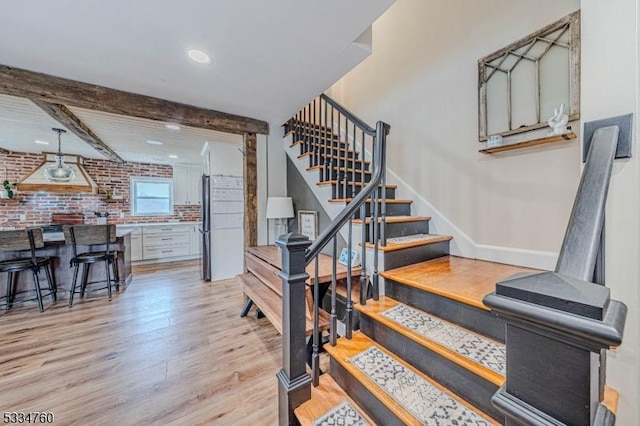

[581,1,639,424]
[261,127,289,245]
[330,0,639,422]
[329,0,582,269]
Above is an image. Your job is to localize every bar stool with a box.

[0,228,57,312]
[63,224,120,307]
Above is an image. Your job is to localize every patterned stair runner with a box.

[382,303,506,376]
[349,346,492,425]
[313,401,370,426]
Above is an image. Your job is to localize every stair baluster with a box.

[329,237,338,346]
[311,255,320,387]
[359,201,368,306]
[345,219,354,338]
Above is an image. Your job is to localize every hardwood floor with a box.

[0,261,281,425]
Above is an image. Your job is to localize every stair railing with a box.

[278,94,389,425]
[484,125,628,425]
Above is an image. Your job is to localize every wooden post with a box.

[0,64,269,135]
[276,232,312,426]
[243,132,257,253]
[483,272,626,425]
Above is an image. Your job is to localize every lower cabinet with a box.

[189,225,201,256]
[118,223,201,263]
[131,234,143,262]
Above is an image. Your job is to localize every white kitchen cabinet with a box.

[119,226,142,261]
[173,166,203,205]
[130,234,143,261]
[117,223,201,263]
[142,225,191,260]
[189,224,201,255]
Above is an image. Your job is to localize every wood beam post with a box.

[0,64,269,135]
[32,101,125,163]
[276,233,312,426]
[243,132,258,251]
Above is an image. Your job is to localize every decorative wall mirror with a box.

[478,11,580,141]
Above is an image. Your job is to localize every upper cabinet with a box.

[173,166,203,206]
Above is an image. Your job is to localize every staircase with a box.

[276,95,626,426]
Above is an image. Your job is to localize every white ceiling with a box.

[0,93,242,165]
[0,0,393,126]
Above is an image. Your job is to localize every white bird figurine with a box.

[547,103,569,136]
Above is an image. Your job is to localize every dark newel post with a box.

[483,272,627,426]
[276,232,312,426]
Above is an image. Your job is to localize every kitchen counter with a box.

[0,232,132,304]
[117,222,201,228]
[43,229,132,243]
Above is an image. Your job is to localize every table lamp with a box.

[266,197,294,241]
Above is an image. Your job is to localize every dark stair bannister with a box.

[278,94,389,425]
[483,125,628,426]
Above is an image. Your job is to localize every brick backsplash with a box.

[0,151,201,228]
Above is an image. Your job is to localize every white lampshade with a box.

[266,197,294,219]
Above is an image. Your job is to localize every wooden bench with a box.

[238,246,360,336]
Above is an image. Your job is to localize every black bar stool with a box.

[63,224,120,307]
[0,228,57,312]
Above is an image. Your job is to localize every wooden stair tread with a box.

[317,180,397,189]
[309,166,372,174]
[380,256,537,311]
[325,332,499,425]
[328,198,413,204]
[363,234,452,252]
[295,374,376,426]
[603,386,619,416]
[299,152,371,164]
[237,273,330,336]
[352,215,430,224]
[290,141,355,154]
[356,296,505,387]
[285,129,335,139]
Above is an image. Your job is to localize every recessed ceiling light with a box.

[187,49,211,64]
[169,155,179,159]
[165,123,181,130]
[35,140,50,145]
[146,140,164,146]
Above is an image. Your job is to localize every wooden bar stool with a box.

[63,224,120,307]
[0,228,57,312]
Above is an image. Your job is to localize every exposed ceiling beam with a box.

[32,100,125,163]
[0,64,269,135]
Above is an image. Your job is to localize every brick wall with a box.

[0,151,201,228]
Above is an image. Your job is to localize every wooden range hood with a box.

[18,153,98,194]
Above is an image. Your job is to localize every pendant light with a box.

[44,128,76,182]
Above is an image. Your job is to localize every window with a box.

[130,177,173,216]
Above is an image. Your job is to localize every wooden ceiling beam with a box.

[0,64,269,135]
[32,100,125,163]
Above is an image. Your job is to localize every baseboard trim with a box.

[474,244,557,270]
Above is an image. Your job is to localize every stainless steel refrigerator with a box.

[201,174,212,281]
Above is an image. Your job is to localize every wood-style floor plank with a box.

[0,261,280,425]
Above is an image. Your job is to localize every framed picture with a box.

[298,210,318,241]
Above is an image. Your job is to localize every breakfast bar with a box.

[0,229,132,304]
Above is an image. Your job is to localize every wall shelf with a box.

[479,132,577,154]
